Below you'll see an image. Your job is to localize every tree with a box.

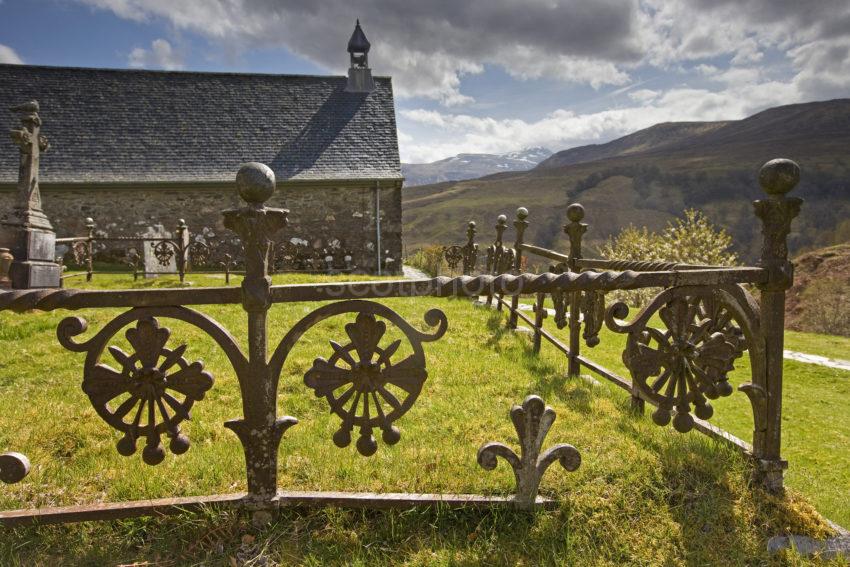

[599,209,738,306]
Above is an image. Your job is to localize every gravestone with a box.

[0,101,60,288]
[140,225,182,278]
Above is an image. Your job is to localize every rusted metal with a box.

[0,491,557,527]
[604,285,754,433]
[0,157,802,524]
[0,452,30,484]
[509,207,529,329]
[463,160,800,492]
[303,302,447,455]
[564,204,586,378]
[479,395,581,510]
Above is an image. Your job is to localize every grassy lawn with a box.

[0,274,845,565]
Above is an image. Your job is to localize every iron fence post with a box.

[175,219,188,283]
[84,217,95,282]
[752,158,802,492]
[222,163,294,511]
[564,204,586,379]
[509,207,529,329]
[463,221,477,275]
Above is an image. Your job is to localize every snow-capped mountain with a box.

[402,147,552,187]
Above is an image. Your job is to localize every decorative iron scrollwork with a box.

[443,245,464,273]
[580,290,605,347]
[151,241,176,267]
[187,241,211,268]
[548,263,569,329]
[71,240,89,266]
[295,301,447,456]
[605,286,751,432]
[478,395,581,509]
[57,308,244,466]
[0,452,30,484]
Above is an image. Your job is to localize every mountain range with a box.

[403,98,850,262]
[401,147,552,187]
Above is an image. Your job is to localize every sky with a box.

[1,0,849,164]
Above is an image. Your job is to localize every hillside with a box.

[403,99,850,261]
[402,147,551,186]
[787,244,850,336]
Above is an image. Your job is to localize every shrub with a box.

[599,209,739,307]
[797,278,850,337]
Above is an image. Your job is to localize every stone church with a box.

[0,22,403,274]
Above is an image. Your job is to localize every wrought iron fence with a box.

[56,219,359,285]
[443,158,803,492]
[0,158,801,526]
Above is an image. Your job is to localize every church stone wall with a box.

[0,183,403,275]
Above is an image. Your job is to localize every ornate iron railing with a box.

[56,220,358,285]
[449,158,803,491]
[0,159,801,526]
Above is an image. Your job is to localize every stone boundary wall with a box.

[0,183,403,275]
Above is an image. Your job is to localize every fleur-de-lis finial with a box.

[478,395,581,509]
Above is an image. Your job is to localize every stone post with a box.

[0,101,60,288]
[752,158,802,491]
[222,163,294,513]
[509,207,529,329]
[563,204,586,378]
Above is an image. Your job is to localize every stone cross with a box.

[9,101,51,225]
[0,101,60,288]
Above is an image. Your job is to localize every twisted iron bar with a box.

[576,259,718,272]
[0,268,771,314]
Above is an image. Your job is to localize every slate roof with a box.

[0,64,401,184]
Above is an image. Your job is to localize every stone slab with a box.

[9,260,61,289]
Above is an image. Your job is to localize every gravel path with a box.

[402,265,430,279]
[784,350,850,372]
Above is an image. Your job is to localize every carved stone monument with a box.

[0,101,60,288]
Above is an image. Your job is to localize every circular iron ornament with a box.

[443,245,464,273]
[150,241,176,267]
[0,452,30,484]
[187,241,211,268]
[606,286,752,433]
[57,309,234,466]
[295,301,447,456]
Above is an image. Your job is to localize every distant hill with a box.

[402,147,551,187]
[403,99,850,262]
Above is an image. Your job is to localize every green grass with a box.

[0,274,845,565]
[785,330,850,361]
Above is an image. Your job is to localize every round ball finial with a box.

[516,207,529,220]
[236,162,276,204]
[468,221,476,228]
[84,217,94,225]
[566,203,585,222]
[759,159,800,196]
[497,214,507,223]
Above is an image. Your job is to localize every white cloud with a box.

[399,76,806,162]
[127,38,184,70]
[628,89,659,104]
[0,44,23,64]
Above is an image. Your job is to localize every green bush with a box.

[599,209,739,307]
